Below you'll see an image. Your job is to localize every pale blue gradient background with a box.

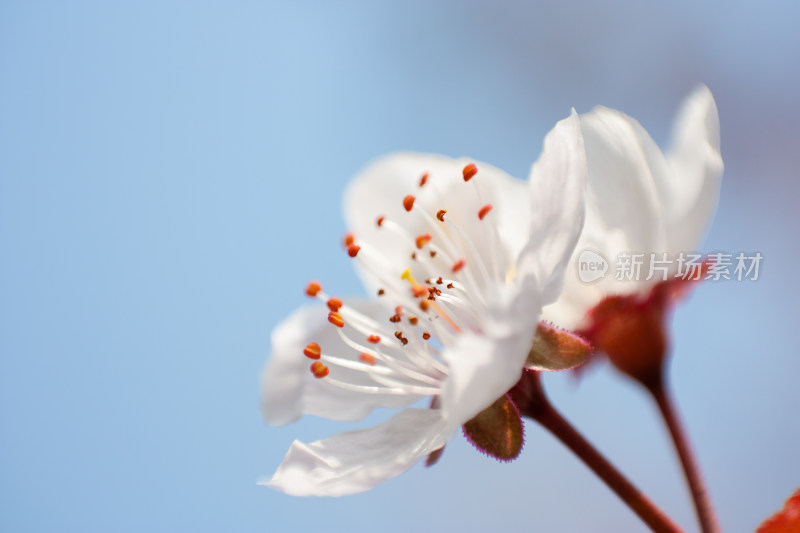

[1,2,798,532]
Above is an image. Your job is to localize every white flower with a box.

[544,86,723,331]
[260,111,588,496]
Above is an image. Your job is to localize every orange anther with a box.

[423,332,431,340]
[367,334,381,344]
[412,285,428,298]
[462,163,478,181]
[376,215,385,227]
[310,361,329,378]
[436,209,447,222]
[447,283,455,289]
[377,288,385,296]
[430,250,437,258]
[359,353,376,365]
[328,312,345,328]
[394,305,403,316]
[403,195,416,212]
[452,259,466,273]
[303,343,321,360]
[436,277,443,284]
[390,314,401,323]
[343,232,355,247]
[409,316,419,325]
[478,204,493,220]
[305,281,322,297]
[415,233,432,249]
[394,331,403,340]
[419,173,429,187]
[420,300,430,312]
[347,244,361,257]
[327,297,343,312]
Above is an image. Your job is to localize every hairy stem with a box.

[510,370,683,533]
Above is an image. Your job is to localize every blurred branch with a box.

[646,375,721,533]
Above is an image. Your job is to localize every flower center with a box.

[300,163,510,399]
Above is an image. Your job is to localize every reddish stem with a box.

[510,370,683,533]
[646,375,721,533]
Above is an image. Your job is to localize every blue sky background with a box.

[1,1,799,532]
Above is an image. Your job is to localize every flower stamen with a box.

[327,298,343,312]
[310,361,329,379]
[402,268,462,333]
[462,163,478,181]
[303,343,321,360]
[305,281,322,297]
[415,233,433,250]
[328,312,345,328]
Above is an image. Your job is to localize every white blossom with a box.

[260,112,588,496]
[544,86,723,330]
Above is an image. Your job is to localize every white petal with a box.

[580,104,669,265]
[436,113,586,411]
[342,152,530,290]
[440,275,542,427]
[262,408,450,496]
[261,301,421,426]
[662,85,724,253]
[518,110,588,304]
[543,106,669,329]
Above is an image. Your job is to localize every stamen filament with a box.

[322,377,439,397]
[335,329,442,386]
[319,354,395,375]
[445,217,496,286]
[413,208,488,303]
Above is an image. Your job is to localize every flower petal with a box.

[543,105,669,329]
[662,85,724,253]
[440,275,541,427]
[262,408,450,496]
[436,113,587,423]
[261,301,421,426]
[518,110,588,304]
